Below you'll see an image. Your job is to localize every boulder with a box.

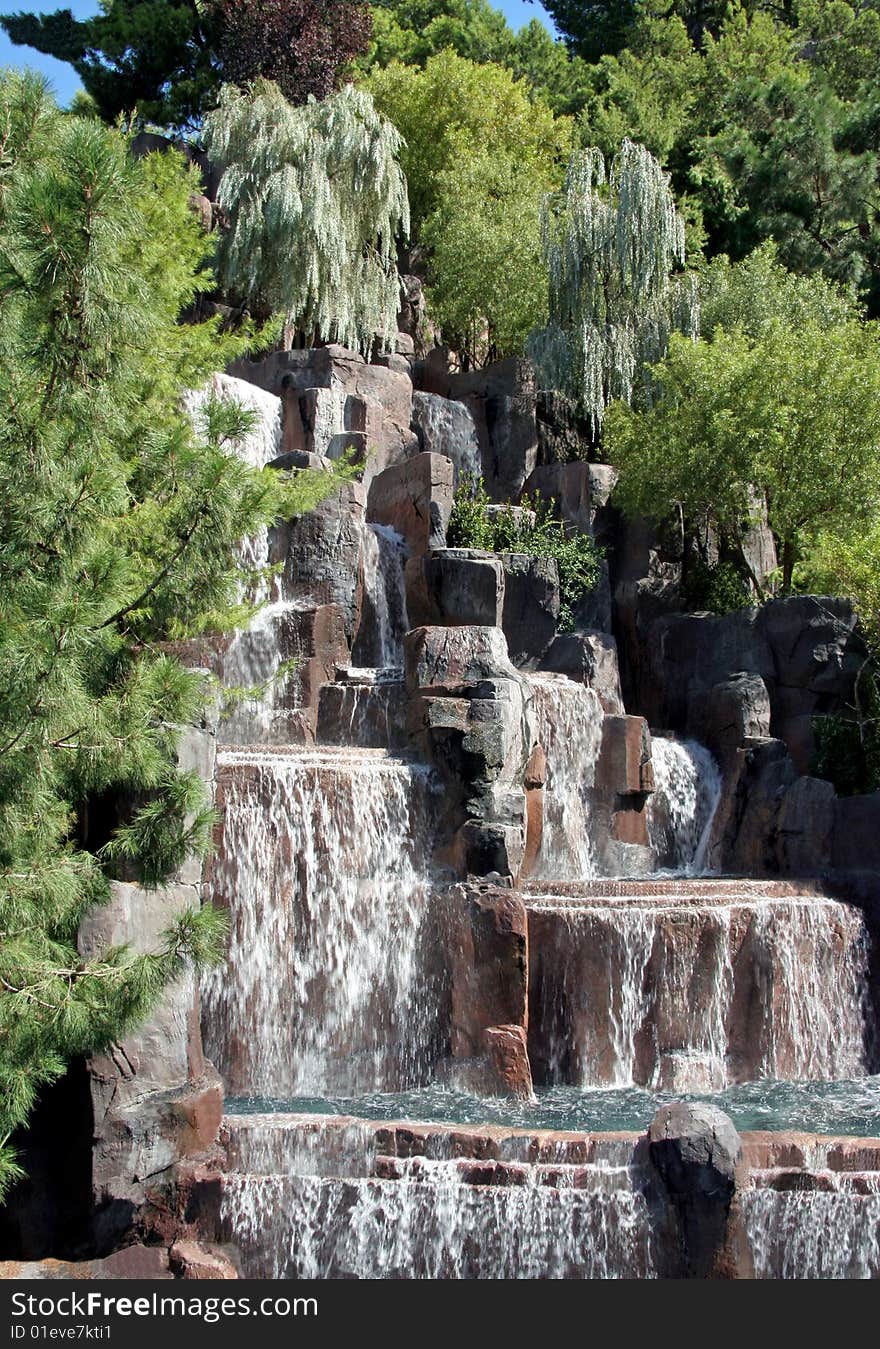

[540,632,624,714]
[500,553,559,666]
[648,1101,748,1278]
[274,482,366,641]
[405,625,517,692]
[367,452,454,557]
[169,1240,238,1281]
[523,462,618,536]
[411,391,482,483]
[417,356,538,501]
[421,548,505,627]
[229,343,418,480]
[631,596,865,769]
[484,1025,535,1100]
[777,775,836,875]
[689,672,772,763]
[0,1246,174,1280]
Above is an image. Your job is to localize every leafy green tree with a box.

[363,2,592,115]
[419,147,551,366]
[528,138,698,431]
[699,240,859,336]
[0,73,332,1199]
[366,51,569,363]
[606,319,880,591]
[366,50,570,232]
[203,79,409,353]
[2,0,372,131]
[694,14,879,292]
[1,1,219,131]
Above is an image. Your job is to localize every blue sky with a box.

[0,1,557,107]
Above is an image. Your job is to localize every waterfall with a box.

[743,1190,880,1278]
[220,1149,658,1279]
[351,524,409,670]
[201,747,443,1096]
[527,884,870,1091]
[526,675,604,879]
[647,737,722,873]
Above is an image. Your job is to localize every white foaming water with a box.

[743,1189,880,1278]
[526,675,604,879]
[647,737,722,873]
[186,374,311,743]
[528,891,870,1090]
[201,747,442,1096]
[352,524,409,669]
[221,1162,658,1279]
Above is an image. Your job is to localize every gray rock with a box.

[648,1101,745,1278]
[411,391,482,484]
[540,631,624,713]
[405,625,517,692]
[274,482,366,642]
[777,775,836,875]
[500,553,559,666]
[421,548,506,627]
[690,672,772,762]
[417,356,538,501]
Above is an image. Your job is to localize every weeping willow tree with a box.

[528,139,699,433]
[204,80,409,353]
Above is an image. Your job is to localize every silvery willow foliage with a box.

[528,139,699,431]
[205,80,409,353]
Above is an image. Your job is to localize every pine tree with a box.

[528,138,698,432]
[0,72,332,1199]
[204,80,409,353]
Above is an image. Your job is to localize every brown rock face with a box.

[169,1239,238,1280]
[484,1025,535,1100]
[230,343,418,480]
[450,886,529,1061]
[367,452,454,558]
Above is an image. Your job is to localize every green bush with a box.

[811,666,880,796]
[447,475,601,631]
[682,559,752,614]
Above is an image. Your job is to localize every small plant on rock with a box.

[447,474,601,631]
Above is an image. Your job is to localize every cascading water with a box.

[351,523,409,670]
[219,1116,659,1279]
[525,675,604,879]
[647,737,722,873]
[743,1189,880,1278]
[527,881,871,1092]
[202,747,443,1096]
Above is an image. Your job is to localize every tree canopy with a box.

[1,0,372,131]
[529,138,698,429]
[367,50,570,365]
[204,79,409,353]
[606,307,880,591]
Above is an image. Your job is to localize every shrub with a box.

[447,475,602,631]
